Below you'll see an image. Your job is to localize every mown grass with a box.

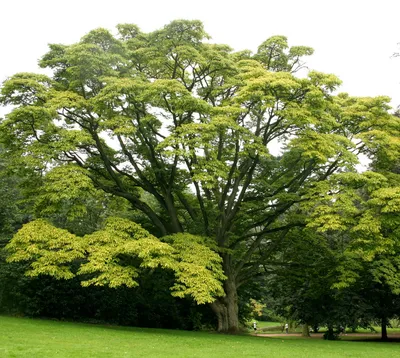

[254,321,281,328]
[0,316,399,358]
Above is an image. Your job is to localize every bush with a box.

[0,260,216,330]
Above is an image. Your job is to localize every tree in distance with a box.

[1,20,399,332]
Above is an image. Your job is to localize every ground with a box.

[1,316,400,357]
[256,332,400,340]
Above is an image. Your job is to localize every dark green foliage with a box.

[0,148,30,246]
[0,262,215,330]
[266,225,400,339]
[266,229,344,331]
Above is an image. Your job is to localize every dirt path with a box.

[255,332,400,339]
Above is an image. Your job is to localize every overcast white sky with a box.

[1,0,399,117]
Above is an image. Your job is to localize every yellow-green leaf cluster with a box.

[5,217,225,304]
[6,219,85,279]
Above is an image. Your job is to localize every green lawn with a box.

[254,320,282,328]
[0,316,399,358]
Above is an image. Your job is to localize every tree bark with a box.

[210,300,229,332]
[302,323,310,337]
[210,276,239,333]
[381,316,388,341]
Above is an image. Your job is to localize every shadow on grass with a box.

[341,336,400,343]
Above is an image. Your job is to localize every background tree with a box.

[302,131,400,338]
[266,228,349,338]
[267,226,400,339]
[0,145,29,244]
[1,20,399,332]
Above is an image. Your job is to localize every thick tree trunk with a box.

[210,277,239,333]
[210,300,228,332]
[381,317,388,341]
[302,323,310,337]
[324,325,335,340]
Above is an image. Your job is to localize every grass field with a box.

[1,316,399,358]
[254,321,282,328]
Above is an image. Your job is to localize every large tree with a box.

[1,20,398,332]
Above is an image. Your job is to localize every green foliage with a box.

[303,169,400,295]
[34,165,101,220]
[255,35,314,72]
[5,218,225,304]
[0,258,215,330]
[163,233,225,303]
[266,228,344,329]
[0,158,26,242]
[6,220,85,279]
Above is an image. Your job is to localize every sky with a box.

[1,0,399,118]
